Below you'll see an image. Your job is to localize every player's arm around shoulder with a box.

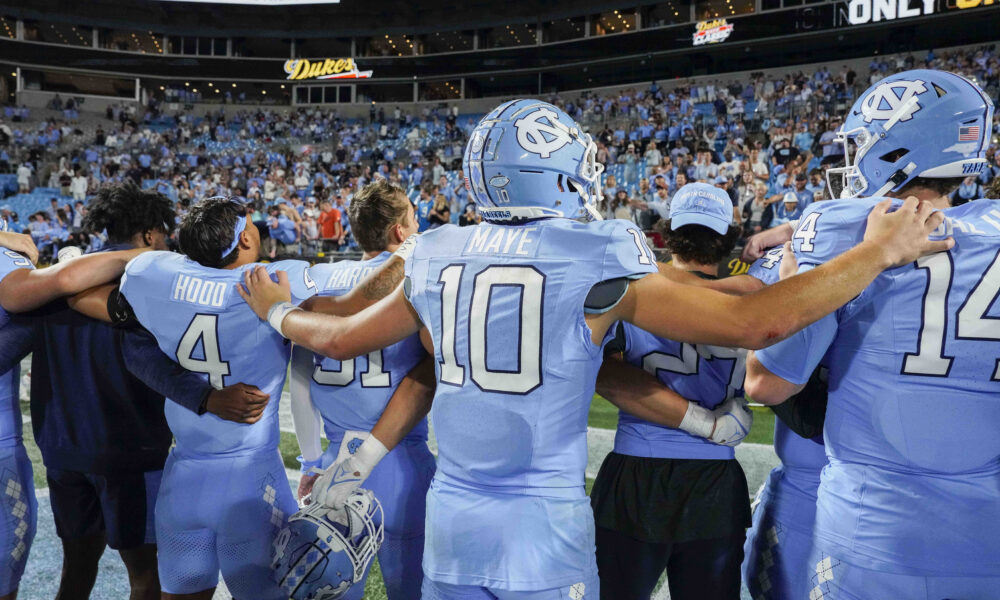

[238,262,421,361]
[603,197,951,350]
[0,245,153,314]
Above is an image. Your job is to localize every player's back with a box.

[405,219,656,496]
[615,324,745,460]
[121,251,316,457]
[309,254,427,443]
[0,249,30,448]
[793,198,1000,575]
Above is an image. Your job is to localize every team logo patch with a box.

[489,174,510,188]
[514,108,573,158]
[347,437,363,454]
[860,79,926,123]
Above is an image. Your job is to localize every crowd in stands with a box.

[1,44,998,262]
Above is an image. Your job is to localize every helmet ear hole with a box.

[879,148,909,163]
[565,178,578,194]
[556,174,564,193]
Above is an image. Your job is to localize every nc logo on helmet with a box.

[514,108,573,159]
[860,79,926,123]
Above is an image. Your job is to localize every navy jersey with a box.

[404,219,657,496]
[308,253,428,443]
[120,252,317,457]
[615,323,745,460]
[0,249,31,448]
[757,198,1000,576]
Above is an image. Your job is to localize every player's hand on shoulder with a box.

[0,231,39,265]
[204,382,270,424]
[864,197,953,268]
[709,396,753,447]
[741,222,793,263]
[237,265,292,320]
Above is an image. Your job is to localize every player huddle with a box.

[0,68,996,600]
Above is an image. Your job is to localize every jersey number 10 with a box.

[437,264,544,394]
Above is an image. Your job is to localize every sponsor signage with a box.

[693,19,734,45]
[283,58,372,80]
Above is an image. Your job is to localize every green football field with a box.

[18,394,775,599]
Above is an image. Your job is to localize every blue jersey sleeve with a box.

[755,312,838,385]
[268,260,318,305]
[119,250,166,318]
[791,199,880,268]
[599,219,659,281]
[0,248,34,284]
[747,247,785,285]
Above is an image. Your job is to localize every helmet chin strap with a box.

[871,162,917,198]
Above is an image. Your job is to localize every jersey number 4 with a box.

[902,250,1000,380]
[177,314,230,388]
[437,264,544,394]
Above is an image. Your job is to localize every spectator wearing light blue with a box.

[772,192,803,227]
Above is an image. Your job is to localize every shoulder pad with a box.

[585,277,630,314]
[791,199,881,267]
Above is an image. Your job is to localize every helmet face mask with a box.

[828,70,993,200]
[272,489,384,600]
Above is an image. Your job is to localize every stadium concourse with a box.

[1,43,998,264]
[13,360,779,600]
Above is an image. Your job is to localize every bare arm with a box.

[596,359,689,428]
[0,247,147,313]
[67,283,116,322]
[741,221,795,262]
[595,199,950,350]
[369,354,435,450]
[744,351,804,405]
[0,231,39,264]
[300,255,404,316]
[238,266,421,360]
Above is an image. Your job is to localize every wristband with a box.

[392,233,420,262]
[678,401,714,439]
[266,301,301,337]
[352,435,390,474]
[297,455,323,474]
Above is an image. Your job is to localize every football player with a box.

[108,197,315,600]
[590,183,753,600]
[240,99,948,599]
[746,70,1000,598]
[291,179,434,600]
[0,222,167,600]
[741,245,829,600]
[0,202,211,600]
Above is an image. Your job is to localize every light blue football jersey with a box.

[756,198,1000,576]
[308,252,428,444]
[749,247,827,526]
[0,250,31,448]
[404,219,658,496]
[120,252,317,457]
[615,323,745,460]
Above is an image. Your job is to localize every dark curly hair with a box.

[178,196,246,269]
[655,219,741,266]
[82,181,175,244]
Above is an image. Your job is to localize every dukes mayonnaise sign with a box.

[283,58,373,80]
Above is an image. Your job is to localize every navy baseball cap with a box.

[669,182,732,235]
